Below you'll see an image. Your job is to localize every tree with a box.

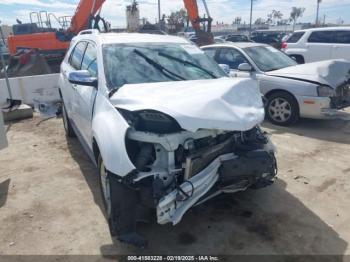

[233,17,242,25]
[254,18,266,25]
[166,8,187,33]
[290,7,305,31]
[167,8,187,27]
[267,10,283,25]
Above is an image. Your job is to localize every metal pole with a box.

[0,22,12,101]
[249,0,253,36]
[202,0,211,18]
[158,0,161,30]
[316,0,320,26]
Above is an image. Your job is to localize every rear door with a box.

[306,31,333,62]
[331,30,350,61]
[61,41,87,123]
[74,42,98,145]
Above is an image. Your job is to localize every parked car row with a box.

[213,31,287,49]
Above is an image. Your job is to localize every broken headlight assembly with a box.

[117,108,182,134]
[317,85,336,97]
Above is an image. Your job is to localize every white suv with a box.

[282,27,350,64]
[58,30,277,247]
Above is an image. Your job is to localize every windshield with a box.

[244,46,297,72]
[103,43,226,90]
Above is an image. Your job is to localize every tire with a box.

[290,55,305,64]
[97,155,112,220]
[62,102,76,137]
[265,91,299,126]
[98,155,148,247]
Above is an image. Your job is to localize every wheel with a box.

[62,102,76,137]
[98,155,112,220]
[266,92,299,126]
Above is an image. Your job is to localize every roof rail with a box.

[78,29,99,35]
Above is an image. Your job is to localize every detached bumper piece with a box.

[157,147,277,225]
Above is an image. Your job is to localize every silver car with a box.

[202,43,350,126]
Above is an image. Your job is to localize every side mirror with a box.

[238,63,253,72]
[219,64,230,75]
[68,70,97,88]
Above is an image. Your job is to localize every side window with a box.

[203,48,217,59]
[226,36,238,42]
[308,31,333,43]
[217,48,249,70]
[334,31,350,44]
[69,42,87,70]
[287,32,305,43]
[81,43,98,77]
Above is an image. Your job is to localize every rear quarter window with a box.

[286,32,305,43]
[334,31,350,44]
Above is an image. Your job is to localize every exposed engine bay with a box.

[119,110,277,225]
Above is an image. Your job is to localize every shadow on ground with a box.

[0,178,10,208]
[65,132,348,257]
[262,118,350,144]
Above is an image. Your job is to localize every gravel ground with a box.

[0,114,349,256]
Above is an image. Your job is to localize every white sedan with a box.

[202,43,350,126]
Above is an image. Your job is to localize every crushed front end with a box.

[122,110,277,225]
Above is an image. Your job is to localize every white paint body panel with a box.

[110,77,264,132]
[266,59,350,89]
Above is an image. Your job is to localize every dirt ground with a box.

[0,113,350,256]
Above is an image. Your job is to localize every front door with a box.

[62,41,87,123]
[216,48,252,78]
[74,42,98,145]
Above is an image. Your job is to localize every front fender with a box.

[92,93,135,176]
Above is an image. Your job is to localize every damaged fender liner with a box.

[108,171,149,248]
[157,150,276,225]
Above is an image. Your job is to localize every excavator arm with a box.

[183,0,213,46]
[68,0,106,34]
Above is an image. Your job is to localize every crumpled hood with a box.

[267,59,350,88]
[110,78,264,132]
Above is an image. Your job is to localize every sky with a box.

[0,0,350,28]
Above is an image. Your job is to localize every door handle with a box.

[72,84,78,91]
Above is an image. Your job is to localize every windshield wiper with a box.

[133,49,186,81]
[158,52,217,79]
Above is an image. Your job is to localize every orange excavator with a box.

[7,0,108,56]
[7,0,212,56]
